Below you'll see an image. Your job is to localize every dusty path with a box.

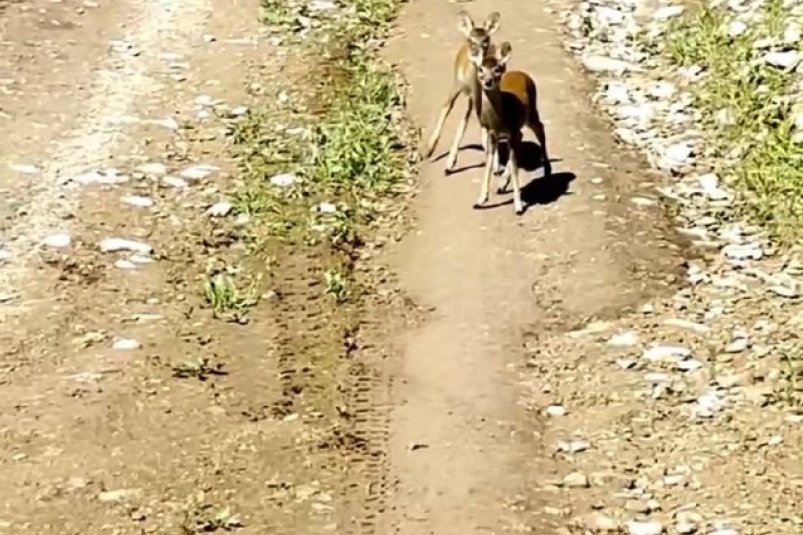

[381,0,681,532]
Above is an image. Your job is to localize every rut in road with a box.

[378,0,680,532]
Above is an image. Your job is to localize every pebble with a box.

[207,201,233,217]
[545,405,567,417]
[122,195,155,208]
[112,338,140,350]
[0,249,10,262]
[764,50,800,68]
[557,439,590,453]
[584,512,619,532]
[642,345,691,362]
[162,176,189,188]
[626,521,663,535]
[41,233,71,248]
[100,238,153,254]
[675,521,698,534]
[98,489,141,502]
[653,5,684,20]
[608,331,639,347]
[180,164,219,181]
[581,55,638,74]
[136,162,168,176]
[10,163,40,174]
[727,20,747,37]
[270,173,298,187]
[562,471,590,488]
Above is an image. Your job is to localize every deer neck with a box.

[477,83,504,133]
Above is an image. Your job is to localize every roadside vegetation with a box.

[655,0,803,244]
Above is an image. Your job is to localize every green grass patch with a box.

[657,0,803,244]
[230,0,414,304]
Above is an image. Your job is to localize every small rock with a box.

[10,163,40,174]
[653,5,684,20]
[584,512,619,532]
[41,233,71,248]
[98,489,141,503]
[229,106,248,117]
[582,55,638,74]
[677,358,703,372]
[207,201,233,217]
[112,338,140,350]
[545,405,567,417]
[608,331,639,347]
[562,471,590,488]
[626,520,663,535]
[727,20,747,37]
[557,439,590,453]
[136,162,168,176]
[122,195,154,208]
[675,521,698,534]
[317,202,337,214]
[100,238,153,254]
[179,164,219,180]
[162,176,188,188]
[725,337,749,353]
[269,173,298,187]
[114,259,138,270]
[643,345,691,362]
[0,249,10,262]
[764,50,800,68]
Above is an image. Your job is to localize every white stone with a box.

[207,201,233,217]
[557,439,590,453]
[727,20,747,37]
[545,405,567,417]
[180,164,219,181]
[677,358,703,372]
[0,249,10,262]
[112,338,140,350]
[270,173,298,187]
[100,238,153,254]
[626,520,663,535]
[162,176,189,188]
[764,50,800,69]
[41,233,71,248]
[581,55,638,74]
[653,5,684,20]
[608,331,639,347]
[317,202,337,214]
[10,163,40,174]
[137,162,168,176]
[122,195,154,208]
[643,345,691,362]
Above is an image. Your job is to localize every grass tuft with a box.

[230,0,414,304]
[658,0,803,244]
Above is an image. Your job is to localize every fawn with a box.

[470,42,551,215]
[424,10,503,175]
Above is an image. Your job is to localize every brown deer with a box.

[470,42,551,215]
[424,10,502,175]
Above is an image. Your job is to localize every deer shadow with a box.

[473,141,575,213]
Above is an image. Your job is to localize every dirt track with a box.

[2,0,801,534]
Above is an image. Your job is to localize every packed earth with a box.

[1,0,802,533]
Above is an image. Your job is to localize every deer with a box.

[470,41,552,215]
[423,10,504,176]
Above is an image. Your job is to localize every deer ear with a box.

[484,12,501,34]
[457,10,475,37]
[498,42,512,67]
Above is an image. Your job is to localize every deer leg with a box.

[445,96,473,174]
[530,113,552,177]
[425,84,462,159]
[474,136,496,209]
[509,137,525,215]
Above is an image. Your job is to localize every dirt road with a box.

[380,0,680,532]
[3,0,800,533]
